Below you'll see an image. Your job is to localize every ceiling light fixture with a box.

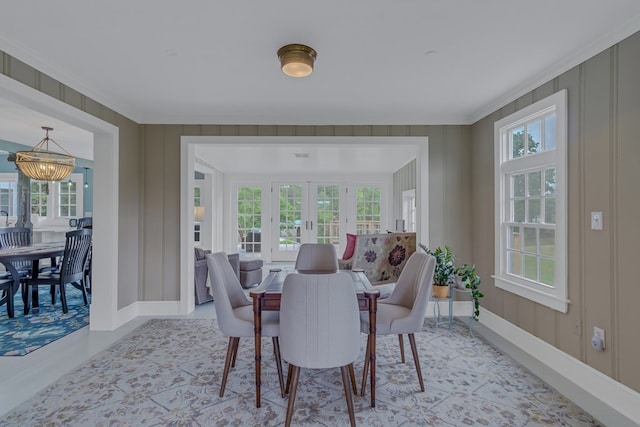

[15,126,75,181]
[277,44,317,77]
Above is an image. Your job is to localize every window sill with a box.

[493,275,569,313]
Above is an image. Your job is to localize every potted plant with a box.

[419,243,483,320]
[418,244,455,298]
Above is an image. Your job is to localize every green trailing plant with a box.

[419,243,484,320]
[455,263,483,321]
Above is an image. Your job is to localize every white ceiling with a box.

[1,1,640,171]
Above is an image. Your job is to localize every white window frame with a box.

[494,89,568,312]
[0,172,84,226]
[40,174,84,225]
[402,189,416,232]
[0,175,19,223]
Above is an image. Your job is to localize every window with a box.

[0,173,84,224]
[32,178,83,221]
[30,181,48,217]
[402,189,416,232]
[494,90,568,312]
[58,180,78,217]
[356,186,382,234]
[0,181,18,217]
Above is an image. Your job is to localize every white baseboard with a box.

[479,309,640,426]
[107,301,182,330]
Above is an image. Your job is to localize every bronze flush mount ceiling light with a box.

[277,44,317,77]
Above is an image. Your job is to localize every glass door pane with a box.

[313,184,341,248]
[272,183,305,261]
[237,186,262,258]
[271,182,346,262]
[356,186,382,234]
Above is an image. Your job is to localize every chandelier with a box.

[15,126,76,181]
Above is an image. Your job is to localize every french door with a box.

[271,182,346,262]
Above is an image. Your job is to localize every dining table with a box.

[250,268,380,409]
[0,242,66,314]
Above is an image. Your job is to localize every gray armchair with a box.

[194,248,239,304]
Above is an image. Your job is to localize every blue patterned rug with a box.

[0,286,89,356]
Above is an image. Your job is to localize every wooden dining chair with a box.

[0,277,17,318]
[0,227,33,278]
[280,272,361,427]
[359,251,436,394]
[21,229,92,314]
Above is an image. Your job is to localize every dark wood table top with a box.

[0,242,65,263]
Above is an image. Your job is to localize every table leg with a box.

[365,290,379,408]
[251,290,265,408]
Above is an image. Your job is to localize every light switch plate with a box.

[593,326,605,349]
[591,212,603,230]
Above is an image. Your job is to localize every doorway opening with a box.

[0,74,120,331]
[181,135,429,315]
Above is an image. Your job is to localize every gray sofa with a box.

[194,248,240,304]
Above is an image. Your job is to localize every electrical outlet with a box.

[593,326,605,349]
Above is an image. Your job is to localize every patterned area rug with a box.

[0,287,89,356]
[3,317,603,426]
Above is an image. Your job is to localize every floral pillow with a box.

[353,233,416,285]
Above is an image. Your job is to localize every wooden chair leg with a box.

[220,337,238,397]
[4,285,14,318]
[22,283,31,315]
[408,333,425,392]
[285,363,293,395]
[59,283,68,314]
[360,335,371,396]
[341,365,356,427]
[348,364,357,395]
[78,280,88,305]
[272,337,286,397]
[231,336,239,368]
[398,334,405,363]
[285,365,300,427]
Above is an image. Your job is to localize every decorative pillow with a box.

[352,232,416,285]
[194,247,207,260]
[342,233,357,260]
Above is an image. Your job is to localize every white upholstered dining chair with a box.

[206,251,285,398]
[294,243,338,274]
[279,272,361,427]
[359,251,436,394]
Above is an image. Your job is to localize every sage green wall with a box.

[139,124,473,300]
[392,159,416,222]
[470,30,640,393]
[0,50,141,310]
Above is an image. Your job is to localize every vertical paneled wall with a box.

[392,159,416,221]
[470,30,640,392]
[139,124,472,301]
[427,125,473,263]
